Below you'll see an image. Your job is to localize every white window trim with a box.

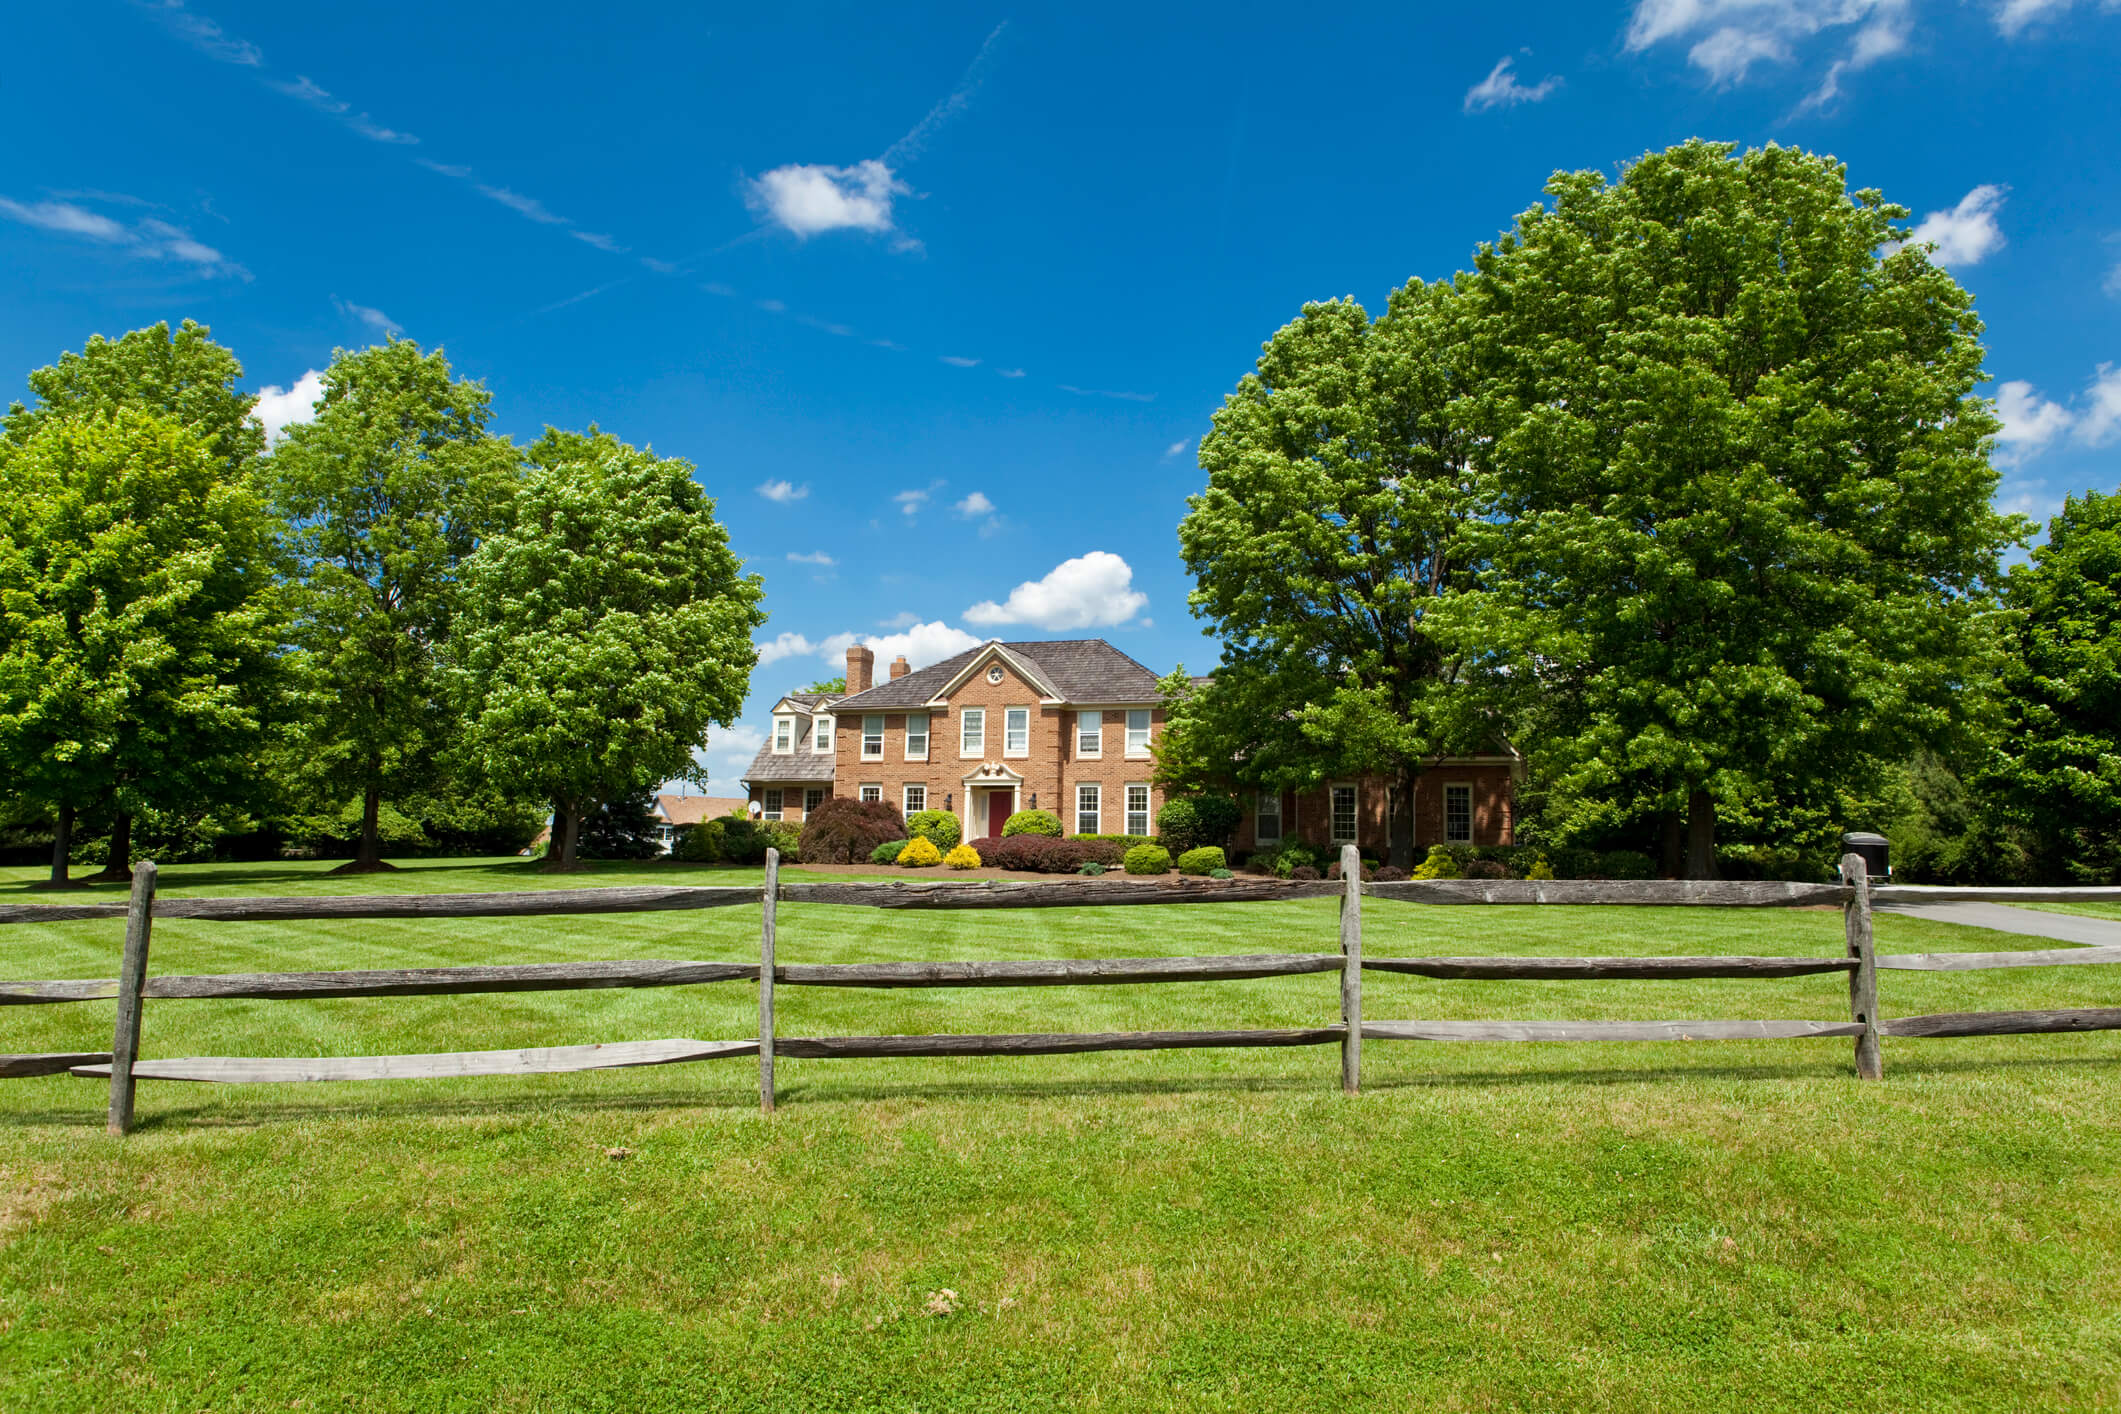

[861,714,885,761]
[812,716,832,752]
[1003,706,1030,758]
[904,711,929,761]
[1124,708,1153,759]
[1075,782,1101,836]
[1256,790,1283,843]
[1124,782,1152,837]
[1444,781,1474,844]
[960,707,985,758]
[903,783,926,818]
[1329,781,1359,846]
[763,788,784,821]
[859,783,882,804]
[773,717,794,755]
[1076,709,1102,758]
[804,788,825,816]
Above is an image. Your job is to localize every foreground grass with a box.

[3,859,2119,1410]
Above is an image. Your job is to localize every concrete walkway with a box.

[1875,900,2121,948]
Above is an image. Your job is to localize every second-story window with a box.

[813,715,832,752]
[1004,707,1029,754]
[960,707,985,755]
[862,715,885,759]
[773,718,793,753]
[1125,709,1152,757]
[905,712,929,759]
[1076,710,1102,756]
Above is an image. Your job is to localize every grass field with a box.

[4,857,2119,1411]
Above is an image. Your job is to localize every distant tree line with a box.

[1161,140,2117,883]
[0,322,764,880]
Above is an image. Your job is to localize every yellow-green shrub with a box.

[1411,845,1462,880]
[898,836,943,867]
[944,844,981,870]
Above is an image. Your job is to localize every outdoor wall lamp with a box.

[944,793,953,811]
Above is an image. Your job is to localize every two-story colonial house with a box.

[739,636,1520,856]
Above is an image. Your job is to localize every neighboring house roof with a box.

[742,751,837,785]
[834,639,1164,712]
[654,795,747,826]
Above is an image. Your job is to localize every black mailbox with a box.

[1840,831,1889,880]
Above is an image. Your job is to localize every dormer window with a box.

[773,717,794,754]
[813,715,832,752]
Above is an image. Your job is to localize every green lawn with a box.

[4,858,2119,1411]
[2016,901,2121,922]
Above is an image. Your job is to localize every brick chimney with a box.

[845,643,875,696]
[889,655,910,681]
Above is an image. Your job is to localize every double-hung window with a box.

[1125,784,1151,836]
[859,783,882,804]
[804,788,825,815]
[763,788,784,821]
[1076,783,1100,836]
[812,716,832,752]
[904,783,926,817]
[905,712,929,760]
[1076,710,1102,757]
[1004,707,1029,755]
[1256,791,1282,843]
[960,707,985,756]
[773,718,793,753]
[1330,784,1358,844]
[861,715,885,760]
[1445,784,1472,843]
[1125,709,1152,758]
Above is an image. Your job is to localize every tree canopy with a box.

[452,426,765,870]
[5,319,263,472]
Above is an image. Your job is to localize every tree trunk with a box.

[1659,811,1685,879]
[88,811,133,884]
[37,803,78,889]
[1684,788,1720,880]
[331,777,396,874]
[1390,764,1419,870]
[543,801,572,872]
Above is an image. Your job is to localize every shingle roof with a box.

[739,698,839,787]
[655,795,748,826]
[834,639,1164,711]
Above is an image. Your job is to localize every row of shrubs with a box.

[1239,841,1657,881]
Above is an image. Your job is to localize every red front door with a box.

[986,791,1010,838]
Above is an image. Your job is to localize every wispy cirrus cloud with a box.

[1624,0,1913,110]
[0,194,248,279]
[757,479,810,504]
[333,296,400,336]
[1463,55,1562,113]
[267,75,418,145]
[1059,384,1155,403]
[134,0,260,66]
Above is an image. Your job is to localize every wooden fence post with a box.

[1840,852,1883,1081]
[1340,844,1362,1094]
[107,860,157,1135]
[760,846,778,1114]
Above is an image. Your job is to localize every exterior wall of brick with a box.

[1229,762,1517,856]
[832,651,1168,843]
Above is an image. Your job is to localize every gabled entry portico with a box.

[961,761,1024,840]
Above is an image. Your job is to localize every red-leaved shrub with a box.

[798,797,906,864]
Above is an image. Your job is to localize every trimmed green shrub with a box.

[1208,866,1233,880]
[1078,861,1106,876]
[1177,846,1226,876]
[870,839,908,864]
[1070,833,1155,854]
[898,837,943,867]
[673,819,725,862]
[944,843,981,870]
[798,796,905,864]
[1411,845,1462,880]
[1154,798,1200,851]
[906,809,960,851]
[1001,810,1062,838]
[1123,843,1172,875]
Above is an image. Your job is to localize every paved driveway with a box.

[1874,900,2121,948]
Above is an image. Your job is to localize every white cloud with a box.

[878,611,921,629]
[755,633,821,667]
[1905,185,2008,268]
[0,196,247,278]
[1162,439,1193,460]
[417,159,472,180]
[755,298,787,313]
[253,369,326,445]
[698,722,767,784]
[1625,0,1913,106]
[963,551,1148,631]
[997,368,1026,378]
[787,551,836,566]
[757,479,809,503]
[476,184,568,225]
[939,355,981,368]
[746,159,908,239]
[1994,379,2075,463]
[139,1,262,66]
[953,491,996,517]
[1463,56,1562,113]
[1058,384,1156,402]
[894,483,944,517]
[266,74,418,145]
[333,296,399,335]
[1992,0,2119,37]
[821,622,984,672]
[571,230,627,253]
[2079,362,2121,446]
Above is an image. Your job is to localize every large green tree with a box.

[0,412,289,886]
[1167,283,1489,867]
[452,427,765,870]
[264,340,518,871]
[4,320,267,875]
[1989,488,2121,881]
[1462,140,2021,877]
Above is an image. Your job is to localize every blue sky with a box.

[5,1,2119,792]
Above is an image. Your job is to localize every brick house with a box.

[738,637,1519,855]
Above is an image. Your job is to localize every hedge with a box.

[1001,810,1063,838]
[906,809,961,851]
[1123,843,1172,875]
[1177,846,1226,876]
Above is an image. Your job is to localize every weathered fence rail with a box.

[3,850,2117,1130]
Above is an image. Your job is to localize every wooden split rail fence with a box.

[4,849,2119,1131]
